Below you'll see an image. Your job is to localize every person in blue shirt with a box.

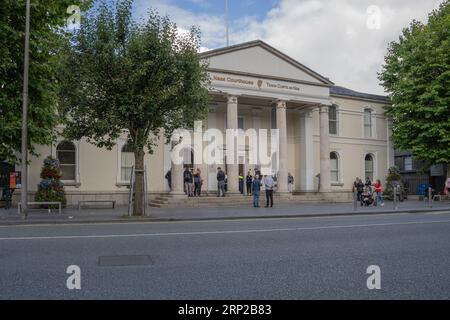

[252,175,262,208]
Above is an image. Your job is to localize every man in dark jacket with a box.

[217,167,226,197]
[165,169,172,191]
[246,171,253,196]
[183,167,193,197]
[352,178,365,205]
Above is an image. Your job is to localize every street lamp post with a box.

[21,0,31,218]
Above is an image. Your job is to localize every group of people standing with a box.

[165,168,204,197]
[353,177,384,207]
[165,167,292,207]
[241,169,275,208]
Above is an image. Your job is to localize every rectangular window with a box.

[57,141,76,181]
[238,116,244,130]
[364,109,372,138]
[329,106,338,135]
[121,152,135,182]
[404,156,413,171]
[395,157,404,171]
[271,106,277,130]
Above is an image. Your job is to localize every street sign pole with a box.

[20,0,31,218]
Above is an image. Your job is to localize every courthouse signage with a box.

[210,72,302,94]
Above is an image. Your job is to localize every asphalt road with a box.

[1,211,449,299]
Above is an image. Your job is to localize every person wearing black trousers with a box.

[246,170,253,196]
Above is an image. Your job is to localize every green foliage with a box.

[34,156,66,207]
[378,1,450,165]
[0,0,91,163]
[58,0,210,215]
[58,0,210,154]
[383,166,406,200]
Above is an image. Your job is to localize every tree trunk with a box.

[133,149,145,216]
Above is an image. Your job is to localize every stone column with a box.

[319,105,331,192]
[297,109,314,192]
[170,143,185,196]
[251,108,262,173]
[226,95,239,193]
[171,162,184,195]
[276,100,288,193]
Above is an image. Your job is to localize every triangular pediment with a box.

[200,40,333,86]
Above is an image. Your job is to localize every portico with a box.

[170,40,335,195]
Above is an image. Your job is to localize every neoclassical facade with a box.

[24,40,393,205]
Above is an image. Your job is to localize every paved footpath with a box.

[0,199,449,225]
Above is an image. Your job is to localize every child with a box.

[362,186,374,206]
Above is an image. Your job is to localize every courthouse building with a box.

[22,40,393,205]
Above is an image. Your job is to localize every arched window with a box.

[365,154,374,181]
[121,143,135,182]
[329,105,338,135]
[57,141,76,181]
[330,152,339,182]
[364,109,373,138]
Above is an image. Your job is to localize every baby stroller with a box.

[361,191,374,206]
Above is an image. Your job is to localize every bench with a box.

[78,200,116,210]
[18,202,62,215]
[432,194,449,202]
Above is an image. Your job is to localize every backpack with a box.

[184,171,192,182]
[217,170,225,181]
[357,182,364,192]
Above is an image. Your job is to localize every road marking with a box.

[423,211,450,215]
[0,211,429,229]
[1,219,450,241]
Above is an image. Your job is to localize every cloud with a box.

[239,0,444,94]
[133,0,445,95]
[133,0,227,48]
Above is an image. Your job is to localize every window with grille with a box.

[330,152,339,182]
[329,105,338,135]
[121,143,135,182]
[364,109,372,138]
[365,154,374,181]
[57,141,76,181]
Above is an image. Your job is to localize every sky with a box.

[129,0,444,95]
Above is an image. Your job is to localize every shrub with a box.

[34,156,66,207]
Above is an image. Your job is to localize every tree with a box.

[58,0,210,216]
[378,1,450,176]
[0,0,90,163]
[34,156,66,207]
